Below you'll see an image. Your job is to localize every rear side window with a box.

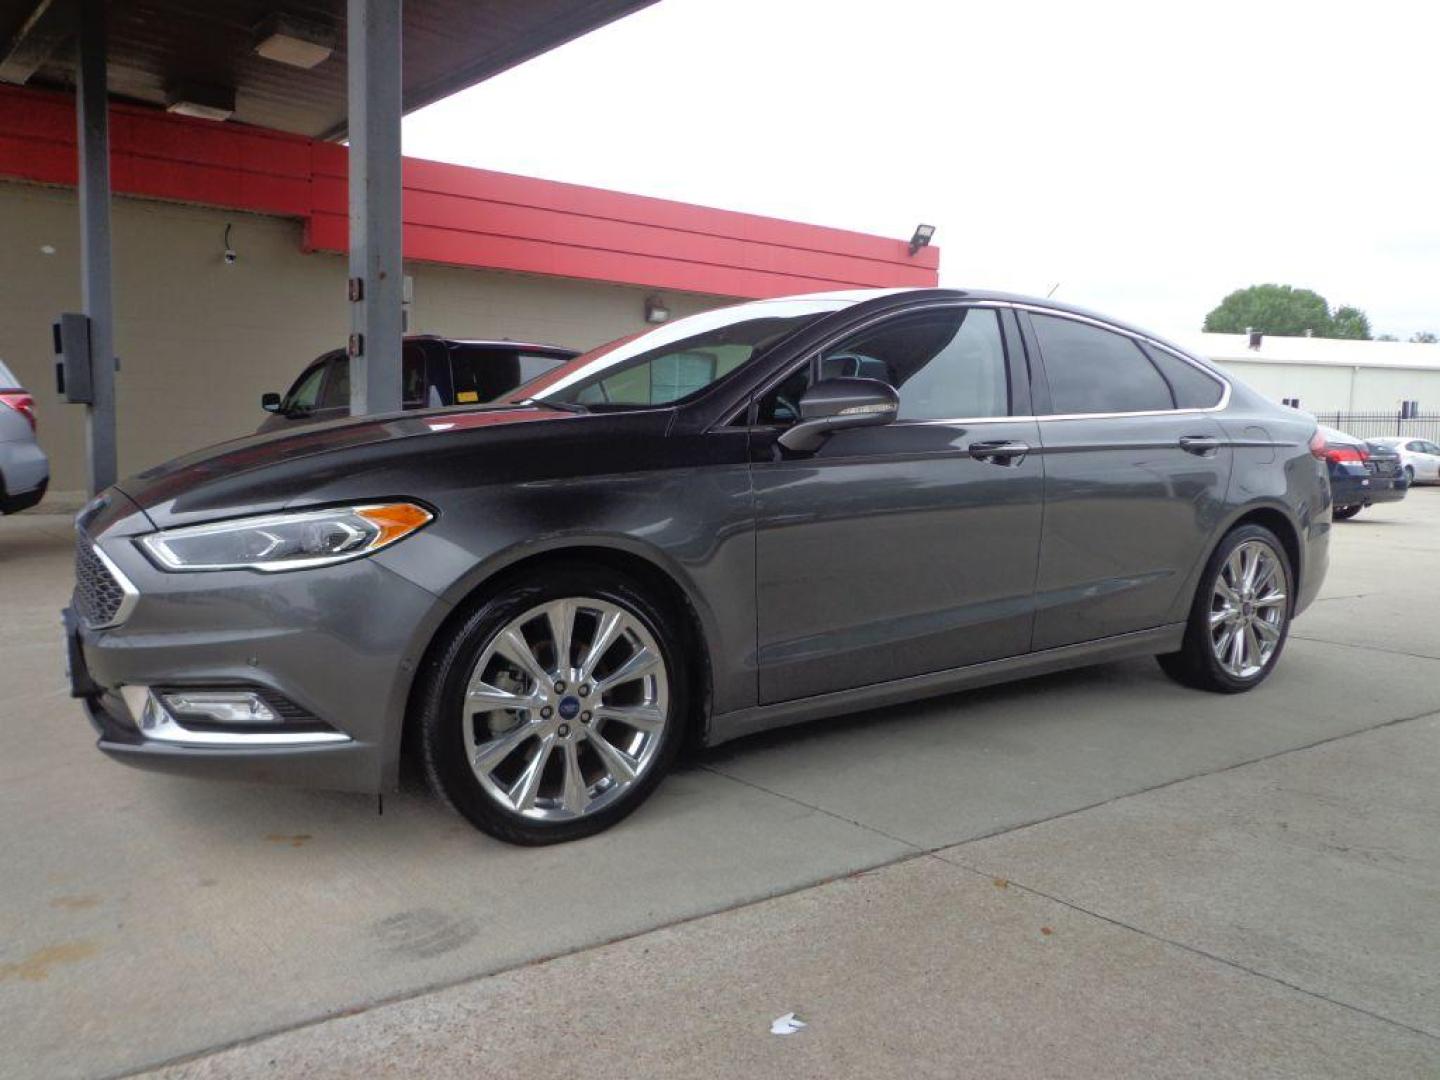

[1143,345,1225,409]
[450,346,531,404]
[1031,314,1173,414]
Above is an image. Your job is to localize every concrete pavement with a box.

[1,491,1437,1078]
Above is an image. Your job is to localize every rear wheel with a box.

[1158,525,1292,693]
[418,566,688,845]
[1332,504,1362,521]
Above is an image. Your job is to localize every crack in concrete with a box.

[1292,634,1440,663]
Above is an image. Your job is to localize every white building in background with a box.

[1175,332,1440,413]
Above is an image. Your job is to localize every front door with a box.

[751,304,1044,704]
[1022,311,1234,649]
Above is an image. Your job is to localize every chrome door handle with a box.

[1179,435,1221,456]
[968,440,1030,465]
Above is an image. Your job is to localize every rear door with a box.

[751,303,1045,703]
[1022,310,1233,649]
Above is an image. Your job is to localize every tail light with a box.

[1325,443,1368,464]
[0,391,36,432]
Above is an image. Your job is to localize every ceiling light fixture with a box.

[165,82,235,122]
[253,12,337,69]
[644,295,670,324]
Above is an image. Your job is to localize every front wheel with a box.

[417,566,688,845]
[1158,525,1292,693]
[1332,504,1362,521]
[1404,466,1415,485]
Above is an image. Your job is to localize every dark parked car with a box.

[1,358,49,514]
[1315,424,1408,520]
[67,288,1330,844]
[257,335,576,432]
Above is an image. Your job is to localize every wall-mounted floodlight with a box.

[645,295,670,324]
[166,82,235,122]
[254,13,337,69]
[908,224,936,256]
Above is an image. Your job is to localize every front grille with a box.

[75,541,125,626]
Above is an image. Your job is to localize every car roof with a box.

[733,287,1199,359]
[404,335,575,354]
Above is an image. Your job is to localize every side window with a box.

[756,308,1009,424]
[1031,314,1174,414]
[402,344,427,406]
[318,355,350,410]
[1406,441,1425,452]
[1142,344,1225,409]
[450,345,517,404]
[283,361,328,413]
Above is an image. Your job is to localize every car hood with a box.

[117,404,577,526]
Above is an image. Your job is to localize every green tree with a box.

[1330,306,1372,340]
[1202,284,1372,340]
[1411,331,1438,344]
[1203,284,1332,336]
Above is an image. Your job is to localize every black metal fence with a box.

[1310,411,1440,442]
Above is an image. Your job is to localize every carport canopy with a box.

[0,0,657,493]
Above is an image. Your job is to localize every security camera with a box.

[223,248,238,265]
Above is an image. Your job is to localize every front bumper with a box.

[71,511,450,794]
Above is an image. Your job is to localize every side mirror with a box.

[777,377,899,454]
[261,392,282,413]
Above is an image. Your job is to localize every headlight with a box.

[139,503,433,572]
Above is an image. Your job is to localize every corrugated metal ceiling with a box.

[0,0,655,138]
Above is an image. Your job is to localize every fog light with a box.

[161,691,278,725]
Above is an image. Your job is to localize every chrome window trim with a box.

[726,299,1232,430]
[89,542,139,629]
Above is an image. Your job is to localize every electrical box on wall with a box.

[53,312,94,404]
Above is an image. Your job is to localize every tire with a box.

[1157,524,1293,693]
[1332,504,1362,521]
[417,564,689,845]
[1404,466,1415,485]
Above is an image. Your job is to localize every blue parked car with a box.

[1316,424,1407,520]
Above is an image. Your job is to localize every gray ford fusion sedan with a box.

[67,288,1331,844]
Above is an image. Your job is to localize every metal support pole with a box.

[346,0,404,416]
[76,0,116,492]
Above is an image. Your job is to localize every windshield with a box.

[506,297,857,409]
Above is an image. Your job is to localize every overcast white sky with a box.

[403,0,1438,339]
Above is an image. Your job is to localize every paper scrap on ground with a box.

[770,1012,806,1036]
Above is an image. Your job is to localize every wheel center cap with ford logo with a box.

[558,696,581,720]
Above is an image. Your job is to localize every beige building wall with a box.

[1213,358,1440,413]
[0,181,728,494]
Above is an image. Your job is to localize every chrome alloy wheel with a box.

[463,597,670,821]
[1209,539,1287,680]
